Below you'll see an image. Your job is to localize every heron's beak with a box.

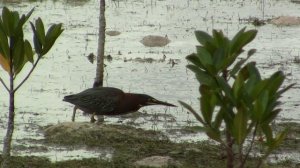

[147,98,176,107]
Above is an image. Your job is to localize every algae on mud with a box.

[36,122,299,167]
[43,122,223,167]
[0,122,299,167]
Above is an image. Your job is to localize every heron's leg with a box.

[90,113,96,123]
[72,106,77,122]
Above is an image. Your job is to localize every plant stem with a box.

[226,130,234,168]
[1,57,15,168]
[240,123,258,168]
[238,145,243,168]
[14,56,41,92]
[256,150,271,168]
[0,77,9,92]
[221,69,234,168]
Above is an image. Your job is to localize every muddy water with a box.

[0,0,299,162]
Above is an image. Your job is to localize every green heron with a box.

[63,87,176,122]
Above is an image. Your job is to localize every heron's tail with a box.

[63,95,75,102]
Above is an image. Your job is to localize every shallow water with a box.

[0,0,299,162]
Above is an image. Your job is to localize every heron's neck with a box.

[121,93,144,112]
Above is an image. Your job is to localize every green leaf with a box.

[267,129,288,152]
[12,8,33,39]
[244,62,260,79]
[220,106,234,129]
[262,109,281,125]
[229,56,253,78]
[212,29,225,47]
[25,8,34,22]
[14,8,33,36]
[266,71,284,94]
[42,23,63,55]
[24,40,34,63]
[261,124,273,143]
[196,46,213,67]
[230,28,257,55]
[0,26,10,59]
[212,109,223,129]
[200,92,216,125]
[233,106,248,145]
[232,72,244,99]
[212,30,230,55]
[242,63,265,99]
[195,30,213,46]
[2,7,13,36]
[250,80,267,100]
[226,28,257,67]
[216,76,235,104]
[30,22,42,55]
[205,127,222,143]
[12,38,25,75]
[35,18,46,46]
[186,53,204,69]
[212,48,225,71]
[253,91,269,122]
[14,16,25,38]
[10,11,21,38]
[179,100,205,125]
[187,64,215,86]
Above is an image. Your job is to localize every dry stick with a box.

[90,0,106,123]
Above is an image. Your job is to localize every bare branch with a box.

[0,77,9,92]
[14,56,41,92]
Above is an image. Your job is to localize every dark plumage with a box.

[63,87,176,122]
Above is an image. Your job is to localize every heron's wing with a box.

[64,87,124,114]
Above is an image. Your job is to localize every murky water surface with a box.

[0,0,300,162]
